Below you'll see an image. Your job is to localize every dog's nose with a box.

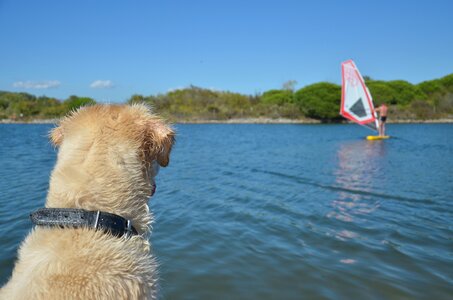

[151,183,156,196]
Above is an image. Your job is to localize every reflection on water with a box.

[328,141,386,241]
[336,140,387,189]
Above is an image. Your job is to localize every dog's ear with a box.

[50,125,64,146]
[145,120,175,167]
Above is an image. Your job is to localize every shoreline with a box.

[1,117,453,124]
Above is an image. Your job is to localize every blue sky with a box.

[0,0,452,102]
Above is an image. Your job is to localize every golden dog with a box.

[0,104,175,299]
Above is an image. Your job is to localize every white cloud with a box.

[90,80,114,89]
[13,80,61,89]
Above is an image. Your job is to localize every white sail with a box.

[340,60,378,131]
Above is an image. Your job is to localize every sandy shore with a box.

[1,118,453,124]
[1,119,57,124]
[176,117,321,124]
[385,118,453,124]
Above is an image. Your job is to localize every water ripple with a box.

[1,123,453,299]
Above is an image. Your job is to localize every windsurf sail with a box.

[340,60,378,131]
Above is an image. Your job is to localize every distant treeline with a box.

[1,73,452,122]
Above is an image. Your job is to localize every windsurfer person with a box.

[375,103,388,136]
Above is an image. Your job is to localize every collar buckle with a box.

[125,219,133,238]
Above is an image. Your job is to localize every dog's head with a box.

[48,104,175,212]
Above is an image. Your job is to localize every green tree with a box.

[418,79,443,95]
[294,82,341,120]
[386,80,425,106]
[367,80,425,106]
[261,90,294,105]
[64,96,96,112]
[439,74,453,93]
[367,81,396,105]
[127,94,146,104]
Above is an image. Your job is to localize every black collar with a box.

[30,208,138,238]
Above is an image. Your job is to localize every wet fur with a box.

[0,104,175,299]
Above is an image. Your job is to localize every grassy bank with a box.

[1,72,452,123]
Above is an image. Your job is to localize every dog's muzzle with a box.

[150,160,160,196]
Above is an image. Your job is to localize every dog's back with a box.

[1,104,174,300]
[1,228,157,299]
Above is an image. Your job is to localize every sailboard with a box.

[366,135,390,140]
[340,60,383,138]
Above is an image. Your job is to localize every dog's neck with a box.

[45,146,154,235]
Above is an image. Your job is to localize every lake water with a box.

[0,123,452,299]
